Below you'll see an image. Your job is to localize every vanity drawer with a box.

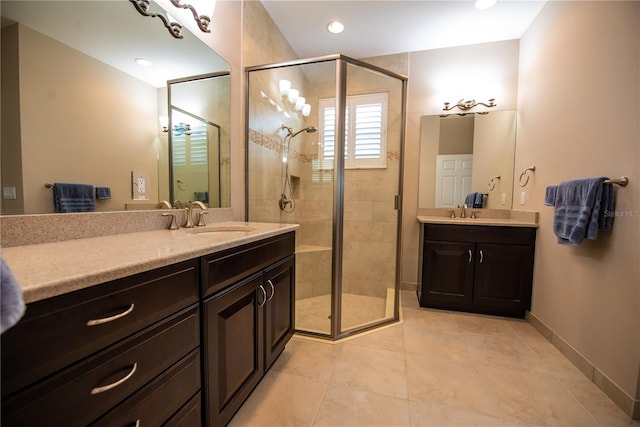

[201,231,295,297]
[91,350,201,427]
[165,393,202,427]
[1,305,200,427]
[424,224,536,245]
[1,259,199,397]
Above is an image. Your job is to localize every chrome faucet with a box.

[182,201,208,228]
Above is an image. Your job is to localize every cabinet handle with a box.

[91,363,137,395]
[266,280,275,301]
[468,250,472,263]
[480,250,484,264]
[87,303,135,326]
[258,285,267,307]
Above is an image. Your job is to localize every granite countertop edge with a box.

[416,216,539,228]
[2,222,299,304]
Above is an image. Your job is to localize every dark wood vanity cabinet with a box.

[418,224,536,318]
[200,232,295,427]
[1,231,296,427]
[1,260,201,427]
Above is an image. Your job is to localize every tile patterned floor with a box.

[228,290,639,427]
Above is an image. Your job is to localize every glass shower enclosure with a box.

[246,55,407,339]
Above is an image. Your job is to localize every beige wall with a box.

[403,40,520,289]
[9,24,159,214]
[516,0,639,405]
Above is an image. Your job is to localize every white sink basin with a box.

[187,225,257,234]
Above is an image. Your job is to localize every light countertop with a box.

[417,216,539,227]
[2,222,298,304]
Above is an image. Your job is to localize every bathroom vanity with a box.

[417,215,537,318]
[0,223,296,427]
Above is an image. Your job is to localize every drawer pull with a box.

[258,285,267,307]
[87,304,135,326]
[91,363,138,395]
[468,250,472,263]
[480,250,484,264]
[266,280,275,301]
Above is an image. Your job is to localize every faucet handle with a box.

[471,210,480,219]
[447,209,456,218]
[195,211,208,227]
[181,207,193,228]
[161,213,180,230]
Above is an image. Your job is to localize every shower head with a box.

[290,126,318,138]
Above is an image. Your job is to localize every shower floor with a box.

[295,290,395,335]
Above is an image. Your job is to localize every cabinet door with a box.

[474,244,534,311]
[420,241,475,307]
[202,273,265,427]
[263,255,295,369]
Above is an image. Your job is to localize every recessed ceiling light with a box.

[327,21,344,34]
[135,58,153,67]
[474,0,497,10]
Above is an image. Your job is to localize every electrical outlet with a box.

[131,171,149,200]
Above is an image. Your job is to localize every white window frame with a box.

[317,92,388,170]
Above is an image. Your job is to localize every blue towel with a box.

[544,185,557,206]
[1,258,25,334]
[464,192,484,209]
[95,186,111,200]
[53,183,96,213]
[551,177,614,245]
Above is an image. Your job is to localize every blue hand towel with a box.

[53,183,96,213]
[552,177,613,245]
[473,192,484,209]
[464,192,484,209]
[1,258,25,334]
[95,186,111,200]
[544,185,557,206]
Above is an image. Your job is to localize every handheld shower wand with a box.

[279,125,317,213]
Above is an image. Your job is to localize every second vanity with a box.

[0,222,297,427]
[417,212,538,318]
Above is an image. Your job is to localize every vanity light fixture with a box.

[288,88,299,104]
[327,20,344,34]
[129,0,183,39]
[443,98,497,113]
[295,96,306,111]
[170,0,216,33]
[279,79,292,96]
[302,104,311,117]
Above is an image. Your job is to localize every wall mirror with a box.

[164,73,231,208]
[418,110,517,210]
[0,0,230,215]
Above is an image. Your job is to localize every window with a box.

[318,92,388,170]
[171,122,208,166]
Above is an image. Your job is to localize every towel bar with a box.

[603,177,629,186]
[44,183,55,189]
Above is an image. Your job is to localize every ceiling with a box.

[260,0,548,59]
[1,1,229,88]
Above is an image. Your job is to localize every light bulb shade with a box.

[191,0,216,18]
[302,104,311,117]
[295,96,306,111]
[288,88,299,104]
[279,79,291,96]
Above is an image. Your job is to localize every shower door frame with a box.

[245,54,408,340]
